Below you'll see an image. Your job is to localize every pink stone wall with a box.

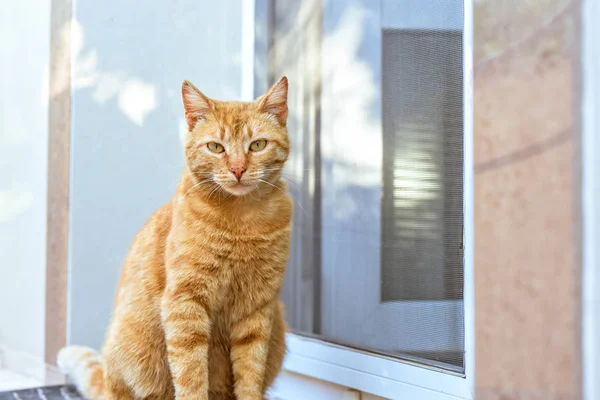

[474,1,582,398]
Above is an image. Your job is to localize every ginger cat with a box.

[58,77,292,400]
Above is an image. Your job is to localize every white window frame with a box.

[242,0,474,398]
[582,0,600,398]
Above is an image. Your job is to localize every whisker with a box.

[170,170,216,189]
[256,170,302,188]
[169,177,183,189]
[258,179,309,218]
[261,167,314,172]
[207,184,222,201]
[184,177,214,197]
[260,168,314,185]
[280,176,301,188]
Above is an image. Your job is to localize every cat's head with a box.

[181,77,290,197]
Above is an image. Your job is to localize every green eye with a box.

[207,142,225,154]
[250,139,267,152]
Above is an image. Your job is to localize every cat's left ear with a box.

[258,76,288,126]
[182,80,215,130]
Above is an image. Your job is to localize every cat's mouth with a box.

[221,181,255,196]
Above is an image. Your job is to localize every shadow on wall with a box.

[66,0,244,350]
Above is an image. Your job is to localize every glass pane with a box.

[271,0,465,372]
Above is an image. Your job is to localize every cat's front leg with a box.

[161,278,213,400]
[230,302,275,400]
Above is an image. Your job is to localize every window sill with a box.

[280,334,474,400]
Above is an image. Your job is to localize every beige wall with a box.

[474,0,582,398]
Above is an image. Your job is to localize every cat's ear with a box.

[258,76,288,126]
[182,80,214,130]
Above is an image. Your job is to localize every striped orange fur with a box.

[58,77,292,400]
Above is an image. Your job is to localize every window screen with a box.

[268,0,465,372]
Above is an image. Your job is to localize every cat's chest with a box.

[224,243,283,293]
[213,236,286,311]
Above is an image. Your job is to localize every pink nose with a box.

[230,166,246,181]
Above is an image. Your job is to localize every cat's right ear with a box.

[182,80,214,130]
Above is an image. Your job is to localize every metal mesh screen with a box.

[381,30,464,303]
